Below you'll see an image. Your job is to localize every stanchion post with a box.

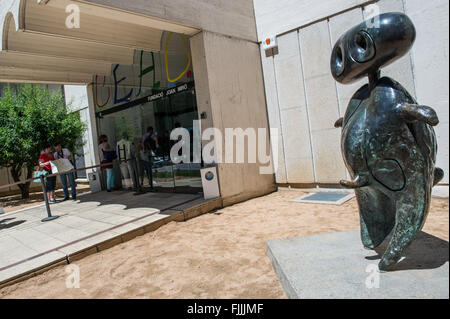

[133,158,145,196]
[148,157,156,192]
[40,174,59,222]
[171,164,176,190]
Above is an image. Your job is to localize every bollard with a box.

[40,175,59,222]
[148,164,156,193]
[133,159,146,196]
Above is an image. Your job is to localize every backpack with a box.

[102,149,117,162]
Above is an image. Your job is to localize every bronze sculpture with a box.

[331,12,444,271]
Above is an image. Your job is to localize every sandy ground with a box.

[0,189,448,299]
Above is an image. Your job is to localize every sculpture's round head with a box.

[330,12,416,84]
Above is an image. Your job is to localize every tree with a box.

[0,84,86,199]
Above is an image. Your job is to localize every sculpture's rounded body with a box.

[341,77,439,270]
[331,12,443,270]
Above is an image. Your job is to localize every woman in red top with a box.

[39,144,57,204]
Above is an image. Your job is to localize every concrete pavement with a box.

[0,190,221,287]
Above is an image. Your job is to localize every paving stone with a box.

[130,214,166,228]
[7,229,66,252]
[99,214,136,225]
[74,210,117,222]
[0,191,215,286]
[0,236,40,266]
[53,215,94,228]
[64,219,113,234]
[56,240,98,256]
[0,251,66,284]
[41,227,90,242]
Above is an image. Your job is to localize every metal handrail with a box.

[0,158,136,191]
[0,157,153,222]
[0,154,202,222]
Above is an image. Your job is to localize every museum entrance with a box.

[97,82,202,193]
[94,31,202,194]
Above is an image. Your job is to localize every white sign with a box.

[50,159,74,174]
[201,167,220,200]
[262,35,278,51]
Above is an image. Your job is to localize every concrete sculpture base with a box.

[267,230,449,299]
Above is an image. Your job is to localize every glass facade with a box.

[97,84,202,193]
[95,34,202,193]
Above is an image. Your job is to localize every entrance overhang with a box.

[0,0,199,84]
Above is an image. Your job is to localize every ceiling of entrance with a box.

[0,0,199,84]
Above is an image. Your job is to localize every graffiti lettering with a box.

[136,51,160,97]
[113,64,133,104]
[164,32,191,83]
[96,33,192,110]
[94,75,111,109]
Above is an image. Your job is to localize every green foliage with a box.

[174,169,201,178]
[155,170,174,179]
[153,169,201,179]
[0,84,86,197]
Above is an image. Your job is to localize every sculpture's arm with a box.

[400,103,439,126]
[334,117,344,128]
[340,174,370,189]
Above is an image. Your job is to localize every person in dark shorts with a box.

[39,144,57,204]
[99,135,116,192]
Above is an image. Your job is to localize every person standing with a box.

[39,145,57,204]
[117,132,138,190]
[160,130,171,160]
[132,137,145,187]
[54,143,76,201]
[142,132,156,189]
[141,127,158,153]
[99,135,116,192]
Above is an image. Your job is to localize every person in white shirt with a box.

[117,132,138,190]
[54,143,76,201]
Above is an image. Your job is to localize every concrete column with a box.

[64,84,100,171]
[86,84,101,169]
[190,31,276,205]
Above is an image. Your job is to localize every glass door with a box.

[97,85,202,193]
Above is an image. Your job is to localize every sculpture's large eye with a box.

[331,44,345,77]
[350,31,375,63]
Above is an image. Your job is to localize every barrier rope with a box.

[0,158,141,191]
[0,157,158,222]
